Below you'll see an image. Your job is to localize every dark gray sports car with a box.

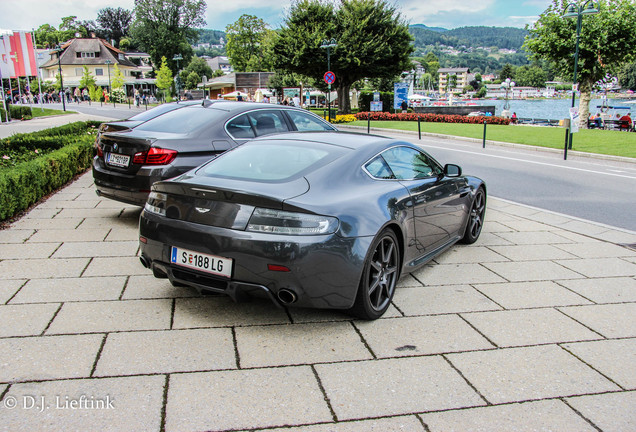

[93,101,336,206]
[139,132,486,319]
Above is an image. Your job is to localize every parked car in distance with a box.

[139,132,487,319]
[92,101,337,206]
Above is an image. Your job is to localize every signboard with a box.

[393,82,409,110]
[283,87,300,102]
[324,71,335,85]
[569,107,579,133]
[370,101,383,112]
[373,91,380,102]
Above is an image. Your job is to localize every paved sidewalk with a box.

[0,170,635,431]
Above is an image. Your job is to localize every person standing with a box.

[293,94,301,108]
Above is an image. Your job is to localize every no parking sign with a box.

[324,71,335,85]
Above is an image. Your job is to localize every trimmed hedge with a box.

[358,91,395,113]
[0,121,101,221]
[355,111,511,125]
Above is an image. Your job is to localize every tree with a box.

[185,71,200,89]
[97,7,133,47]
[34,24,59,48]
[131,0,206,74]
[499,63,515,80]
[183,56,213,80]
[514,65,547,88]
[156,56,174,99]
[619,62,636,91]
[225,14,274,72]
[273,0,413,114]
[524,0,636,127]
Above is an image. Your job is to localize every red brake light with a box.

[133,148,177,165]
[95,142,103,158]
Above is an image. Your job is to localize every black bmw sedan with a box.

[139,132,486,320]
[92,101,336,206]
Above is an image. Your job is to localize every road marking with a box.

[420,143,636,180]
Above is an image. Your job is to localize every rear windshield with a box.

[197,142,341,181]
[127,102,199,122]
[134,106,226,134]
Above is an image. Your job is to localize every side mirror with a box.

[444,164,462,177]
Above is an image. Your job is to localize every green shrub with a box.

[9,105,32,120]
[358,91,395,113]
[0,121,100,221]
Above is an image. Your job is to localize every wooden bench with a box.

[587,119,633,131]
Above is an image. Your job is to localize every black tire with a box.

[350,229,400,320]
[460,187,486,244]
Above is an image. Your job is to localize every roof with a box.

[438,68,470,74]
[40,38,137,69]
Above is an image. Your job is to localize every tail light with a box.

[133,148,177,165]
[95,141,103,158]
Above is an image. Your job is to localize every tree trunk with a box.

[336,82,351,114]
[578,88,592,130]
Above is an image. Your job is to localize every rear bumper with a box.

[138,210,373,310]
[92,156,160,206]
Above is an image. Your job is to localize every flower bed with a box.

[354,111,511,125]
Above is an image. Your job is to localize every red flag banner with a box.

[8,31,38,77]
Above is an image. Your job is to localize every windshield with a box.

[134,106,227,134]
[198,142,341,181]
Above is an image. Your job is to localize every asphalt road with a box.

[34,102,636,232]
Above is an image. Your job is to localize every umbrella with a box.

[254,89,263,102]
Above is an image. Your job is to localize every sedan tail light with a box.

[95,142,103,158]
[133,148,177,165]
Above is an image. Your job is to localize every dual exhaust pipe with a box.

[140,254,298,305]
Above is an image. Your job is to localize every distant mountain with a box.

[409,24,448,33]
[408,25,528,51]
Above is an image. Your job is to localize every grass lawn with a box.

[347,120,636,158]
[30,108,74,118]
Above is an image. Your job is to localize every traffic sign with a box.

[324,71,335,85]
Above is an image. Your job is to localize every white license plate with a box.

[170,246,232,278]
[106,152,131,168]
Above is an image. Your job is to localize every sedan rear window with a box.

[198,143,334,181]
[135,106,226,134]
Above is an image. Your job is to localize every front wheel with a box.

[349,229,400,320]
[460,187,486,244]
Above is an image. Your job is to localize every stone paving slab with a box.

[0,171,635,431]
[166,367,333,431]
[1,375,165,432]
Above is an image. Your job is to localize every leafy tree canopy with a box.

[273,0,413,113]
[96,7,133,47]
[131,0,206,74]
[225,14,274,72]
[183,57,213,80]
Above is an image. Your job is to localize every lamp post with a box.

[563,0,600,149]
[104,59,112,104]
[173,54,183,100]
[501,77,515,117]
[319,38,337,121]
[53,45,66,111]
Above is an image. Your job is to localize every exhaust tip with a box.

[277,289,297,305]
[139,255,150,269]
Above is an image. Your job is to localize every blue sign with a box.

[370,101,383,112]
[393,83,409,110]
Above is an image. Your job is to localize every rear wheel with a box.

[461,187,486,244]
[350,229,400,320]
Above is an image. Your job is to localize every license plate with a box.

[170,246,232,278]
[106,152,130,168]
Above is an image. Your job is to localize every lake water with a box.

[469,98,635,120]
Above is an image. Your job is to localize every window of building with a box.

[95,68,104,76]
[75,68,83,76]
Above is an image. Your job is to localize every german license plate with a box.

[106,152,130,168]
[170,246,232,278]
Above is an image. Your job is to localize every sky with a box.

[0,0,554,33]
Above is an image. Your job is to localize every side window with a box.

[248,111,289,136]
[287,110,334,131]
[381,147,440,180]
[365,156,395,179]
[226,114,255,139]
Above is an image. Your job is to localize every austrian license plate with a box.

[106,152,131,168]
[170,246,232,278]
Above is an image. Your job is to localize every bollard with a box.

[564,127,569,160]
[418,116,421,140]
[482,120,487,148]
[128,99,131,109]
[367,113,371,134]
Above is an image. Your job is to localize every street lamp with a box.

[501,77,515,116]
[563,0,600,149]
[53,44,66,111]
[173,54,183,100]
[104,59,112,104]
[320,38,337,121]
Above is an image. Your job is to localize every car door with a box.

[381,146,464,255]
